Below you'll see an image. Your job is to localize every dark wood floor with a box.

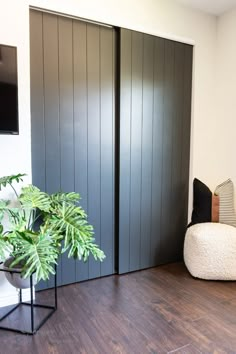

[1,262,236,353]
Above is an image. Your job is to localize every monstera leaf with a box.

[0,234,11,261]
[46,202,105,262]
[0,200,10,222]
[50,191,81,205]
[0,173,106,282]
[19,185,51,212]
[0,174,26,191]
[10,228,60,282]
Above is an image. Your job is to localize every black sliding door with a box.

[119,29,192,273]
[31,12,193,287]
[30,10,115,289]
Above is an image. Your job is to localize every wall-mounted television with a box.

[0,44,18,134]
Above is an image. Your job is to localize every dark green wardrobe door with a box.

[119,29,193,273]
[30,10,115,289]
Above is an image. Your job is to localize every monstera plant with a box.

[0,173,105,287]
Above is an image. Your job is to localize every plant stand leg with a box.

[0,264,57,334]
[30,275,34,333]
[55,265,57,309]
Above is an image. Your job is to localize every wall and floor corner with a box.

[0,0,228,306]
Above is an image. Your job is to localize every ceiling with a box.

[176,0,236,15]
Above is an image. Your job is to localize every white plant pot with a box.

[3,257,37,289]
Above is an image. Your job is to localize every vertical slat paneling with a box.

[140,34,154,269]
[171,42,185,259]
[30,11,45,192]
[31,11,115,289]
[181,45,193,236]
[119,30,192,273]
[73,21,89,282]
[42,13,61,288]
[30,10,47,291]
[87,25,101,279]
[150,37,164,267]
[58,17,76,286]
[119,29,132,273]
[43,14,60,195]
[100,27,115,276]
[58,17,74,192]
[160,40,175,263]
[31,12,192,283]
[129,31,143,271]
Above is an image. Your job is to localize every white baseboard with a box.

[0,288,33,307]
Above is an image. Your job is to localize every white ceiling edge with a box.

[176,0,236,16]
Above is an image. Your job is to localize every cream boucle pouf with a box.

[184,222,236,280]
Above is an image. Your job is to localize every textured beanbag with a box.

[184,222,236,280]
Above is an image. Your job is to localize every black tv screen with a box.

[0,44,18,134]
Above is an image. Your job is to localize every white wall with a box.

[215,9,236,187]
[0,1,31,305]
[0,0,217,305]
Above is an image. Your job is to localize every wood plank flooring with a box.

[1,262,236,353]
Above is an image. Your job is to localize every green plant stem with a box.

[9,183,26,220]
[29,209,41,230]
[9,183,19,199]
[28,209,33,229]
[8,209,19,224]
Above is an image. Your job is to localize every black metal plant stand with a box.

[0,263,57,335]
